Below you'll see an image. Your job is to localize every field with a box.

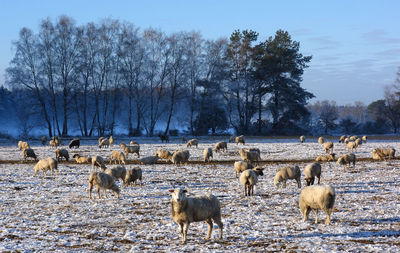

[1,136,400,252]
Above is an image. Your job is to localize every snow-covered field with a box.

[1,137,400,252]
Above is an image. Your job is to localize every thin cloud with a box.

[362,29,400,44]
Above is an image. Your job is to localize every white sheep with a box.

[186,139,199,148]
[130,140,139,146]
[344,137,350,144]
[23,148,37,162]
[238,148,260,163]
[88,172,120,199]
[239,167,264,196]
[315,153,336,162]
[18,141,30,150]
[304,162,321,186]
[155,149,172,160]
[274,166,301,189]
[370,148,395,161]
[49,139,57,148]
[337,153,356,168]
[203,148,213,162]
[109,135,114,146]
[124,167,143,186]
[91,155,107,171]
[234,161,253,178]
[120,143,140,158]
[349,136,357,141]
[213,141,228,153]
[338,135,346,143]
[105,165,127,183]
[55,148,70,161]
[170,150,190,165]
[318,137,324,145]
[169,188,223,244]
[98,138,110,148]
[34,158,58,177]
[244,148,261,155]
[299,185,336,225]
[300,135,306,143]
[140,154,159,165]
[362,136,368,143]
[355,138,362,148]
[73,154,92,164]
[323,142,334,154]
[235,135,245,145]
[346,141,357,152]
[110,150,126,165]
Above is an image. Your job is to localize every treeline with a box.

[3,16,400,138]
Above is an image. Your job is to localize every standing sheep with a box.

[98,137,106,146]
[355,138,362,148]
[238,148,261,163]
[109,135,114,146]
[170,150,190,165]
[203,148,213,162]
[300,136,306,143]
[124,167,143,186]
[49,139,57,148]
[323,142,334,154]
[299,185,335,225]
[213,141,228,153]
[98,138,110,148]
[105,165,127,183]
[130,140,139,146]
[318,137,324,145]
[23,148,37,162]
[41,136,47,146]
[186,139,199,148]
[91,155,107,172]
[304,162,321,186]
[110,150,126,165]
[55,148,70,161]
[274,166,301,189]
[337,153,356,168]
[235,135,245,145]
[34,158,58,176]
[120,143,140,158]
[338,135,346,143]
[362,136,368,143]
[346,141,357,153]
[88,172,120,199]
[68,138,80,149]
[229,136,236,143]
[234,161,253,178]
[159,134,170,143]
[239,167,264,196]
[155,149,172,160]
[169,188,223,244]
[18,141,30,150]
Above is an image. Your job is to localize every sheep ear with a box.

[168,189,175,193]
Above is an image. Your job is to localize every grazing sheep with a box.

[338,135,346,143]
[88,172,120,199]
[299,185,336,225]
[110,150,126,165]
[355,138,362,148]
[362,136,368,143]
[34,158,58,176]
[349,136,357,141]
[49,139,57,148]
[337,153,356,168]
[186,139,199,148]
[105,165,127,183]
[18,141,30,150]
[50,137,62,147]
[213,141,228,153]
[140,154,159,165]
[155,149,172,160]
[239,167,264,196]
[344,138,350,144]
[274,166,301,189]
[98,137,106,146]
[124,167,143,186]
[109,135,114,146]
[159,134,169,143]
[203,148,213,162]
[371,148,395,161]
[300,135,306,143]
[238,148,261,163]
[171,150,190,165]
[55,148,69,161]
[68,138,80,149]
[318,137,324,145]
[315,153,336,162]
[323,142,334,154]
[304,162,321,186]
[91,155,107,171]
[98,138,110,148]
[120,143,140,158]
[23,148,37,162]
[130,140,139,146]
[346,141,357,152]
[229,136,236,143]
[73,154,92,164]
[234,161,253,178]
[41,136,47,146]
[235,135,245,145]
[170,188,223,244]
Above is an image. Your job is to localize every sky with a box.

[0,0,399,105]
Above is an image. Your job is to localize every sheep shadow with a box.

[286,229,400,240]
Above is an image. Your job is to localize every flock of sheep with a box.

[15,134,396,244]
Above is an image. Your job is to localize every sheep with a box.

[120,143,140,158]
[140,154,159,165]
[159,134,169,143]
[299,185,336,225]
[355,138,362,148]
[318,137,324,145]
[170,150,190,165]
[315,153,336,162]
[300,135,306,143]
[50,136,62,147]
[371,148,395,161]
[274,166,301,189]
[68,138,80,149]
[49,139,57,148]
[213,141,227,153]
[346,141,357,152]
[235,135,245,145]
[88,172,120,199]
[304,162,321,186]
[186,139,199,148]
[203,148,213,162]
[124,167,143,186]
[72,154,92,164]
[110,150,126,165]
[238,148,261,163]
[362,136,368,143]
[34,158,58,177]
[323,142,334,154]
[18,141,30,150]
[98,137,106,146]
[105,165,127,183]
[349,136,357,141]
[91,155,107,172]
[234,161,253,178]
[55,148,69,161]
[239,167,264,196]
[229,136,236,143]
[23,148,37,162]
[169,188,223,244]
[337,153,356,168]
[155,149,172,160]
[244,148,261,155]
[130,140,139,146]
[181,137,187,144]
[109,135,114,146]
[344,137,350,144]
[41,136,47,146]
[338,135,346,143]
[98,138,110,148]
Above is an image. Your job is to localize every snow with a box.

[0,136,400,251]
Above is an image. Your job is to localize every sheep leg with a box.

[314,209,319,224]
[283,180,287,188]
[182,222,189,244]
[89,183,93,199]
[303,207,310,222]
[97,188,101,199]
[296,178,301,188]
[325,209,331,225]
[213,217,223,240]
[244,185,247,196]
[317,176,320,185]
[205,218,213,240]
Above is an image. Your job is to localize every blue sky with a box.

[1,0,399,105]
